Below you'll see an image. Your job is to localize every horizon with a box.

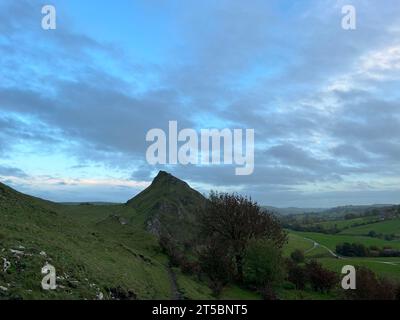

[1,171,398,209]
[1,1,400,207]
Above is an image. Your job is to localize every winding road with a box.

[303,237,341,258]
[302,236,400,266]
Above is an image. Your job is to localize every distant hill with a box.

[322,204,395,216]
[0,181,56,214]
[263,206,326,215]
[127,171,207,245]
[264,204,397,217]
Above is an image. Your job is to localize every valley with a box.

[1,172,399,300]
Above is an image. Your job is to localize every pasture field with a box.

[290,231,400,251]
[340,218,400,237]
[285,230,400,282]
[318,257,400,281]
[313,217,379,230]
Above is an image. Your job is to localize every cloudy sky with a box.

[1,0,400,207]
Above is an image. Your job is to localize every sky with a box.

[0,0,400,207]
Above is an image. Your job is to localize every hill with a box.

[0,182,56,212]
[263,206,326,215]
[127,171,207,246]
[0,177,213,300]
[2,174,399,300]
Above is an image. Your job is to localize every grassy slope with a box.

[283,233,314,257]
[0,182,214,300]
[1,203,169,299]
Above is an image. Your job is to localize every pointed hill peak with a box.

[151,171,190,187]
[126,171,206,240]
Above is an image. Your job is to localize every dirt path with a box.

[303,237,341,258]
[167,263,183,300]
[302,236,400,266]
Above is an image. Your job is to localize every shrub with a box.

[345,267,397,300]
[290,249,305,263]
[180,260,201,275]
[198,238,234,297]
[259,285,278,300]
[306,260,338,293]
[336,242,369,257]
[243,239,285,289]
[287,262,307,290]
[396,285,400,300]
[159,234,185,267]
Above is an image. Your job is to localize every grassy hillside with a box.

[0,181,213,300]
[2,175,399,300]
[127,171,207,246]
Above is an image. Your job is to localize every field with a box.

[284,217,400,281]
[314,217,378,230]
[340,219,400,237]
[290,231,400,251]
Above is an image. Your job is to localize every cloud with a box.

[0,0,400,206]
[0,165,28,178]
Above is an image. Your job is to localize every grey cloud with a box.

[1,0,400,206]
[0,165,28,178]
[330,144,371,164]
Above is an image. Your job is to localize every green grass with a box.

[283,233,314,257]
[340,218,400,237]
[0,200,175,299]
[277,286,337,300]
[219,285,261,300]
[318,257,400,281]
[291,231,400,251]
[287,231,400,282]
[314,216,378,230]
[0,180,208,300]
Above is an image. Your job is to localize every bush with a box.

[345,267,397,300]
[198,238,235,296]
[290,249,305,263]
[396,285,400,300]
[306,260,337,293]
[180,260,201,275]
[159,234,185,267]
[336,242,369,257]
[287,262,307,290]
[259,285,278,300]
[243,239,285,289]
